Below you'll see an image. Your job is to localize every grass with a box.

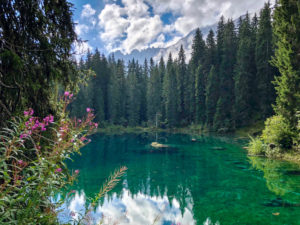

[97,124,207,135]
[235,120,265,137]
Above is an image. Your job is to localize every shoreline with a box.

[94,124,300,165]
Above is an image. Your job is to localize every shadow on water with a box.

[57,133,300,225]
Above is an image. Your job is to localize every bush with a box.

[261,115,294,150]
[248,136,266,155]
[0,93,99,224]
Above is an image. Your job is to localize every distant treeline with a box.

[70,3,278,132]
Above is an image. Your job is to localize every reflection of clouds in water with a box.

[59,188,196,225]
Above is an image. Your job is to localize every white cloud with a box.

[147,0,276,36]
[75,23,90,36]
[59,189,196,225]
[81,4,96,18]
[98,0,165,54]
[73,41,93,61]
[97,0,275,54]
[121,15,163,53]
[98,4,129,43]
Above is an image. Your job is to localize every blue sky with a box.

[72,0,274,56]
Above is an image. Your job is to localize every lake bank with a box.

[95,124,300,165]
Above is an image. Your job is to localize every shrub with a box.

[248,136,266,155]
[261,115,294,151]
[0,93,101,224]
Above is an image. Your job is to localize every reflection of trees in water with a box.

[249,156,300,200]
[63,133,256,224]
[66,133,230,224]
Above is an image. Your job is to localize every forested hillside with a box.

[70,3,277,132]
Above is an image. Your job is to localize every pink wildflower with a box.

[49,115,54,123]
[55,168,62,173]
[69,93,73,99]
[20,133,28,139]
[18,160,23,165]
[80,136,87,142]
[75,169,79,174]
[64,91,70,97]
[70,211,76,217]
[86,108,91,112]
[78,119,82,123]
[94,123,98,128]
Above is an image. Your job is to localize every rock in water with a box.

[210,147,226,150]
[151,142,168,148]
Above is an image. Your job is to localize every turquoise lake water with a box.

[58,133,300,225]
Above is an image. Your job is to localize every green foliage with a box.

[255,2,277,117]
[261,115,294,150]
[0,0,78,126]
[163,54,178,127]
[0,96,98,224]
[195,65,206,124]
[271,0,300,139]
[214,19,237,131]
[234,14,257,127]
[68,3,295,136]
[248,136,266,155]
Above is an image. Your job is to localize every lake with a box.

[57,133,300,225]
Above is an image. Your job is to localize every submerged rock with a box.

[285,170,300,176]
[263,198,300,207]
[210,147,226,150]
[150,142,169,148]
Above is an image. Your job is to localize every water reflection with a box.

[59,187,196,225]
[248,156,300,200]
[58,133,300,225]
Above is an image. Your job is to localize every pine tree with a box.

[158,57,166,122]
[271,0,300,135]
[127,60,140,126]
[0,0,78,124]
[195,65,206,124]
[256,2,277,118]
[234,14,257,127]
[206,66,219,127]
[90,49,105,122]
[189,28,206,123]
[147,62,162,124]
[214,19,237,131]
[140,59,148,124]
[216,16,226,71]
[163,53,178,127]
[176,45,187,125]
[108,60,127,124]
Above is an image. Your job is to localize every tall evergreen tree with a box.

[195,65,206,124]
[140,59,148,123]
[189,28,206,123]
[108,60,127,124]
[256,2,277,117]
[206,66,219,127]
[234,14,257,127]
[214,19,237,131]
[147,63,162,124]
[163,53,178,127]
[0,0,78,125]
[158,57,166,121]
[271,0,300,135]
[176,45,187,124]
[127,60,140,126]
